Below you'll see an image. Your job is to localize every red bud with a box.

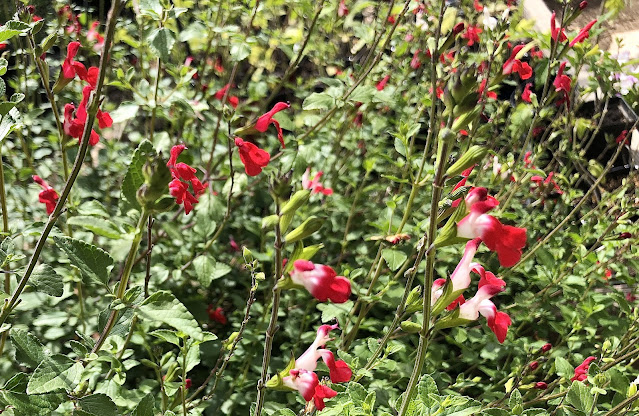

[579,1,588,9]
[619,232,632,239]
[529,361,539,371]
[453,22,465,35]
[535,382,548,389]
[541,343,552,352]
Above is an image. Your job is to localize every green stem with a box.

[0,0,124,334]
[149,57,161,143]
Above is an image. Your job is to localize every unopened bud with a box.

[446,145,488,177]
[535,382,548,389]
[26,5,36,14]
[400,321,422,333]
[619,232,632,239]
[453,22,465,35]
[579,1,588,9]
[529,361,539,371]
[541,343,552,352]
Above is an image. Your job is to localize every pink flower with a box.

[302,168,333,195]
[457,188,527,267]
[87,21,105,50]
[283,369,319,402]
[571,356,596,381]
[431,239,482,307]
[376,75,390,91]
[290,260,351,303]
[550,12,567,42]
[256,102,290,148]
[234,137,271,176]
[410,50,422,69]
[462,25,483,46]
[522,83,533,103]
[62,42,87,80]
[569,20,597,47]
[338,0,349,17]
[33,175,59,215]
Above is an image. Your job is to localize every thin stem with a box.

[0,0,124,333]
[150,57,162,143]
[91,210,150,353]
[603,391,639,416]
[253,198,283,416]
[0,145,8,355]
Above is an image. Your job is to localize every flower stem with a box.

[253,198,283,416]
[0,145,9,355]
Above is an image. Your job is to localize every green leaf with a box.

[30,264,63,297]
[382,249,407,271]
[121,140,155,212]
[67,216,122,238]
[76,394,118,416]
[554,356,574,379]
[131,393,156,416]
[229,41,250,62]
[192,256,232,287]
[26,355,83,394]
[418,374,438,406]
[139,0,163,18]
[0,108,22,143]
[53,236,113,287]
[150,329,182,346]
[0,391,66,416]
[10,329,48,368]
[137,291,205,341]
[149,28,176,63]
[302,92,335,111]
[0,21,31,43]
[566,380,595,413]
[347,382,367,404]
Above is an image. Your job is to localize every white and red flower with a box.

[302,168,333,195]
[431,238,482,309]
[290,260,351,303]
[457,188,527,268]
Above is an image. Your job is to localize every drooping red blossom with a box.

[33,175,59,215]
[571,356,596,382]
[569,20,597,47]
[290,260,351,303]
[462,25,483,46]
[166,145,208,214]
[338,0,349,17]
[314,384,338,410]
[213,83,239,109]
[256,102,290,147]
[387,15,396,24]
[234,137,271,176]
[502,46,532,80]
[474,0,484,11]
[63,101,100,146]
[207,305,227,324]
[302,168,333,195]
[376,75,390,91]
[553,62,572,105]
[522,83,533,103]
[550,12,567,42]
[62,41,87,80]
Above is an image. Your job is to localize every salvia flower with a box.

[289,260,351,303]
[462,25,483,46]
[302,168,333,195]
[256,102,290,147]
[166,144,208,214]
[207,305,227,325]
[572,356,596,381]
[550,12,567,42]
[553,62,571,105]
[569,20,597,47]
[502,45,532,80]
[62,41,87,80]
[410,50,422,69]
[474,0,484,12]
[337,0,349,17]
[431,238,482,308]
[376,75,390,91]
[457,188,527,267]
[234,137,270,176]
[213,83,239,108]
[522,83,533,103]
[33,175,59,215]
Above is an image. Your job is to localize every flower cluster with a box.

[572,356,596,381]
[60,42,113,146]
[235,102,290,176]
[281,325,352,410]
[32,175,59,215]
[167,145,208,214]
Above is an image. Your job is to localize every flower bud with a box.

[400,321,422,333]
[529,361,539,371]
[619,232,632,239]
[535,382,548,389]
[281,190,311,216]
[283,216,325,243]
[541,343,552,352]
[579,1,588,9]
[446,145,488,177]
[453,22,465,35]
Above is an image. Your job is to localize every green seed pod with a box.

[280,190,311,216]
[446,145,488,177]
[400,321,422,333]
[284,216,325,243]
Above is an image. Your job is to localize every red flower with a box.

[553,62,571,105]
[387,15,396,24]
[479,79,497,100]
[571,356,596,382]
[62,41,87,80]
[234,137,271,176]
[0,42,8,51]
[604,269,612,280]
[207,305,227,325]
[33,175,59,215]
[615,130,628,145]
[462,25,483,46]
[569,20,597,47]
[550,12,567,42]
[184,379,192,389]
[338,0,349,17]
[410,50,422,69]
[290,260,351,303]
[32,15,43,22]
[474,0,484,11]
[313,384,338,410]
[256,102,290,147]
[302,168,333,195]
[167,145,208,214]
[522,83,533,103]
[213,83,239,108]
[376,74,390,91]
[502,46,532,80]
